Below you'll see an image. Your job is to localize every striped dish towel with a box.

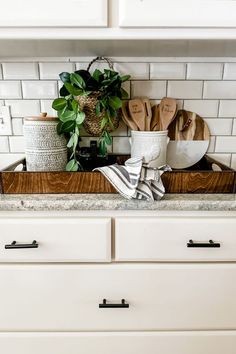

[94,157,171,201]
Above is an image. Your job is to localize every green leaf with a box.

[95,101,101,116]
[108,96,122,110]
[67,134,74,148]
[121,88,129,99]
[93,69,103,82]
[56,121,63,135]
[121,75,131,82]
[99,139,107,156]
[103,131,112,145]
[59,85,70,97]
[76,111,85,124]
[100,117,108,130]
[66,159,79,172]
[59,72,70,83]
[61,120,75,133]
[70,73,85,89]
[71,100,79,114]
[64,82,83,96]
[58,109,76,122]
[52,98,67,111]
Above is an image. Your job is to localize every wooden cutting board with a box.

[168,110,210,141]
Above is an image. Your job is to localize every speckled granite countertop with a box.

[0,194,235,211]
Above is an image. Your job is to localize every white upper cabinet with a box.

[0,0,108,27]
[119,0,236,28]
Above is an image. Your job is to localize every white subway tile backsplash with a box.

[40,100,57,117]
[9,136,25,153]
[114,63,149,80]
[0,137,9,152]
[183,100,219,117]
[0,81,21,99]
[122,81,131,98]
[113,137,130,154]
[203,81,236,99]
[150,63,186,80]
[0,57,236,165]
[233,119,236,135]
[12,118,23,135]
[131,81,166,99]
[2,63,39,79]
[223,63,236,80]
[22,81,58,99]
[207,153,231,167]
[187,63,223,80]
[215,136,236,153]
[39,62,74,79]
[205,119,233,136]
[168,81,203,99]
[219,100,236,117]
[5,100,40,117]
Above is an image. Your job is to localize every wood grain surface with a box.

[0,156,235,194]
[168,110,210,141]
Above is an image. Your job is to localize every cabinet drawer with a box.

[0,217,111,262]
[115,216,236,261]
[1,331,236,354]
[1,264,236,331]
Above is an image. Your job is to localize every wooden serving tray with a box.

[0,155,235,194]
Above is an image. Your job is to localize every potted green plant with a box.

[52,57,130,171]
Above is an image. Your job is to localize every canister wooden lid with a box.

[24,112,58,121]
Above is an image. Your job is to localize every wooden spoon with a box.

[151,104,161,131]
[121,101,139,131]
[128,99,146,131]
[159,97,177,130]
[141,97,152,131]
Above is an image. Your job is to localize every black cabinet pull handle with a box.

[99,299,129,308]
[5,240,39,249]
[187,239,220,248]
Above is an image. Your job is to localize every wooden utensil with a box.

[141,97,152,131]
[159,97,177,130]
[151,104,161,131]
[168,109,210,141]
[128,99,146,131]
[121,101,139,131]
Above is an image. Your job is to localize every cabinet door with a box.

[0,0,107,27]
[1,264,236,331]
[1,332,236,354]
[119,0,236,28]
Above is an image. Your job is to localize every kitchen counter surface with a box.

[0,194,235,212]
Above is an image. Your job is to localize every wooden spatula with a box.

[128,99,146,131]
[121,101,139,131]
[159,97,177,130]
[141,97,152,131]
[151,104,161,131]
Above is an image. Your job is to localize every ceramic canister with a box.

[23,113,67,171]
[130,130,170,168]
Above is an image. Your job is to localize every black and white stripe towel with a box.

[94,157,171,201]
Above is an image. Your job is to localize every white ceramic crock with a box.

[130,130,170,168]
[23,113,67,171]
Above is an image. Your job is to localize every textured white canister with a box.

[23,113,67,171]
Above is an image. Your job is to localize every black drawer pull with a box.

[99,299,129,308]
[5,240,39,249]
[187,239,220,248]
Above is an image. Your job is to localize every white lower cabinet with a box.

[1,264,236,331]
[1,331,236,354]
